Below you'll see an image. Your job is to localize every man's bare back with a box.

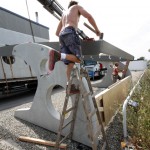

[56,3,100,36]
[62,5,80,30]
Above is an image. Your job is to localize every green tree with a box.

[137,57,145,60]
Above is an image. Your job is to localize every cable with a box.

[25,0,35,42]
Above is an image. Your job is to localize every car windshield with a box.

[84,60,97,66]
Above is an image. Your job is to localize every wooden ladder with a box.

[55,65,109,150]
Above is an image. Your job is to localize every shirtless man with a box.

[49,0,101,93]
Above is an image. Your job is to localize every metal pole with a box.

[122,70,145,140]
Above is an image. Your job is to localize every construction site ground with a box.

[0,71,144,150]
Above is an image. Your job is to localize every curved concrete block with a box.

[92,62,131,88]
[13,43,99,147]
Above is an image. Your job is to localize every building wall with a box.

[0,28,49,45]
[0,7,49,45]
[0,7,49,80]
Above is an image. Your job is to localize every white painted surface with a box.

[0,28,49,45]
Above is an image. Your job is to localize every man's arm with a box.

[56,19,62,36]
[78,5,101,36]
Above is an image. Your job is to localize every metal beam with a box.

[0,41,134,61]
[47,41,134,60]
[83,55,127,62]
[81,40,134,60]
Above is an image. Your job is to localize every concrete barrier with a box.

[13,43,98,147]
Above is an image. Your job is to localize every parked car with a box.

[83,60,106,80]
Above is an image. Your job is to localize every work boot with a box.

[66,84,80,94]
[49,50,61,71]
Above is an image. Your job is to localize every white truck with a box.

[84,60,107,80]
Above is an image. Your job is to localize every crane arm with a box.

[37,0,89,39]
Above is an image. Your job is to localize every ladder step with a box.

[67,92,80,96]
[62,119,74,130]
[83,92,92,97]
[65,106,76,114]
[98,106,104,112]
[59,133,71,145]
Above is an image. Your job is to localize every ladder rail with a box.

[55,65,109,150]
[55,68,80,149]
[69,94,80,138]
[81,67,109,149]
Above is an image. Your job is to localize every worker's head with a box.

[114,62,119,67]
[68,0,78,8]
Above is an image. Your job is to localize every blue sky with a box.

[0,0,150,60]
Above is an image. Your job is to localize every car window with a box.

[84,60,97,66]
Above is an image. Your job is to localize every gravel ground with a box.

[0,71,143,150]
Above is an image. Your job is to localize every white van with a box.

[83,60,104,80]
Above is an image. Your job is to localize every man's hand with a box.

[95,29,101,36]
[95,30,104,39]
